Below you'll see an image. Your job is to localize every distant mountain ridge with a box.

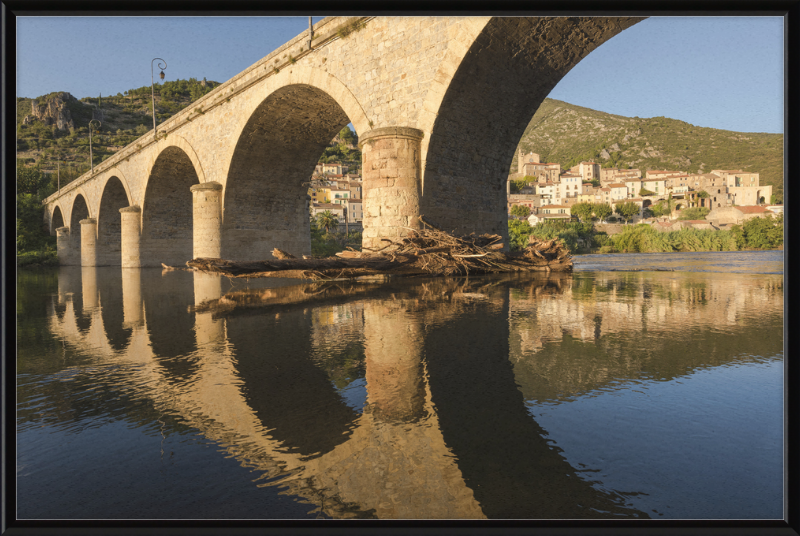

[514,98,783,197]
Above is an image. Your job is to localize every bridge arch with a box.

[67,190,91,264]
[96,174,133,266]
[417,16,643,240]
[49,204,65,235]
[221,71,368,260]
[153,134,207,185]
[140,146,201,267]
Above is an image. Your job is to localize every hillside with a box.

[16,78,361,185]
[515,98,783,198]
[16,78,221,183]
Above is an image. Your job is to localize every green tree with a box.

[741,214,783,249]
[639,188,656,196]
[16,164,50,196]
[695,190,710,198]
[508,219,534,250]
[339,126,356,145]
[510,204,531,218]
[571,201,594,223]
[316,210,339,233]
[593,202,613,223]
[614,201,640,224]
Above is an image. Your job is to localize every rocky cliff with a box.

[23,92,76,131]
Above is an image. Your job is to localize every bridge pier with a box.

[80,218,97,267]
[363,301,426,423]
[191,182,223,259]
[81,266,98,310]
[119,206,142,268]
[360,127,423,251]
[56,227,77,266]
[193,271,224,346]
[122,268,144,328]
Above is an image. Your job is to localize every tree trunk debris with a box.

[185,224,572,281]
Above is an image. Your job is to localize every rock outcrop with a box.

[23,92,75,131]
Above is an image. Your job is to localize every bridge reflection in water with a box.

[42,267,783,519]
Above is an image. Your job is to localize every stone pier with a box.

[56,227,76,266]
[81,266,98,310]
[122,268,144,328]
[119,206,142,268]
[80,218,97,267]
[193,271,224,345]
[363,301,426,423]
[191,182,223,260]
[360,127,423,252]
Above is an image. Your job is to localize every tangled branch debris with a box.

[186,221,572,281]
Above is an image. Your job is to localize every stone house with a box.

[600,167,642,182]
[679,220,716,230]
[646,170,685,180]
[608,183,628,202]
[517,149,540,173]
[571,161,600,182]
[311,202,346,220]
[706,205,775,225]
[345,199,363,223]
[559,174,582,202]
[539,204,572,217]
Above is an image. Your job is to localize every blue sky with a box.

[16,16,784,134]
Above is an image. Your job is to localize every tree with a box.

[593,202,613,223]
[339,126,356,145]
[316,210,339,233]
[510,204,531,218]
[16,164,49,196]
[695,190,709,198]
[614,201,640,224]
[507,219,533,251]
[571,202,594,223]
[639,188,656,196]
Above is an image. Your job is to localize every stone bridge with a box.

[42,16,642,267]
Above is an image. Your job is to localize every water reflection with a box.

[21,266,783,519]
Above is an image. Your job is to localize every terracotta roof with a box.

[312,203,344,209]
[608,183,627,188]
[600,188,611,191]
[682,220,710,225]
[541,204,570,209]
[735,206,773,214]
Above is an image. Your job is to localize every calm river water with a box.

[16,250,784,520]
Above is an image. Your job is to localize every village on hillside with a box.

[507,150,783,231]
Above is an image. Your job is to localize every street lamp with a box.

[151,58,167,138]
[88,119,101,173]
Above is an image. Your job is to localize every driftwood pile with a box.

[186,227,572,281]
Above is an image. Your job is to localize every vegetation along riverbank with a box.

[508,215,783,255]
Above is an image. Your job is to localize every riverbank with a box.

[17,249,58,267]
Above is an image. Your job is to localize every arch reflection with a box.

[41,268,782,519]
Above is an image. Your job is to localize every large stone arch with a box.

[221,76,367,260]
[140,146,201,267]
[418,17,643,242]
[96,176,132,266]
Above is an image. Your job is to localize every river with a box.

[15,250,784,520]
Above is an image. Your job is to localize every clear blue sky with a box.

[16,16,784,134]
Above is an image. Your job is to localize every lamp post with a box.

[151,58,167,138]
[88,119,101,174]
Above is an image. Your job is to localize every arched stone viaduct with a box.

[43,16,642,267]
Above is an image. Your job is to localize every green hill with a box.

[16,78,221,184]
[515,98,783,198]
